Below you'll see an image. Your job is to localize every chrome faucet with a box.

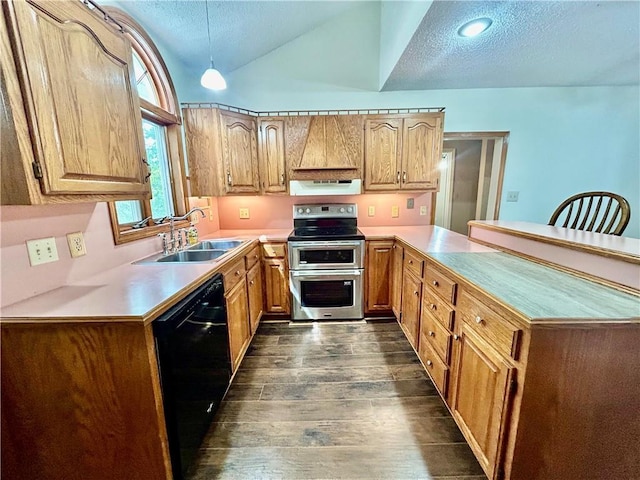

[164,208,206,254]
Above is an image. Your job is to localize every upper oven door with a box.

[288,241,364,270]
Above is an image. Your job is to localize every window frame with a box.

[104,7,189,245]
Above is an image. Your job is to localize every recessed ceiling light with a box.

[458,18,493,37]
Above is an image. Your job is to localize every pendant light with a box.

[200,0,226,90]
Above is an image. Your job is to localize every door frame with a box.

[434,148,456,229]
[432,131,509,225]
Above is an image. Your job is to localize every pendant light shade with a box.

[201,0,226,91]
[200,62,227,90]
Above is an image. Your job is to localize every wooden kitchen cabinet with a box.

[247,262,264,334]
[220,110,260,194]
[262,242,290,315]
[400,269,422,349]
[450,324,515,480]
[391,242,404,319]
[365,240,394,313]
[225,276,251,372]
[258,119,287,193]
[364,113,444,192]
[1,0,150,204]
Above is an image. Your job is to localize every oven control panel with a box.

[293,203,357,219]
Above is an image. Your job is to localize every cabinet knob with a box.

[235,270,241,276]
[429,303,436,310]
[414,291,419,296]
[432,280,439,287]
[453,334,460,341]
[426,360,433,367]
[408,260,413,264]
[475,316,484,324]
[428,330,435,337]
[250,280,254,285]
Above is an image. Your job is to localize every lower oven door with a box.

[290,269,363,320]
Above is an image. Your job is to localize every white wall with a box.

[148,3,640,238]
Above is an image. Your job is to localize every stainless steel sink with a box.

[188,240,244,250]
[155,250,227,263]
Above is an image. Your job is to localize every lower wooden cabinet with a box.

[391,243,404,318]
[262,242,290,315]
[225,277,251,372]
[365,240,393,312]
[247,262,264,334]
[400,271,422,349]
[450,324,515,479]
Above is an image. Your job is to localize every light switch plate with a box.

[239,207,250,219]
[407,198,414,209]
[391,206,399,218]
[420,206,428,216]
[368,206,375,217]
[67,232,87,258]
[506,191,519,202]
[26,237,59,266]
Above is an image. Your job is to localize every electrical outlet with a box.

[26,237,59,266]
[391,206,399,218]
[239,207,250,219]
[368,206,375,217]
[506,191,519,202]
[420,206,428,216]
[66,232,87,258]
[407,198,414,209]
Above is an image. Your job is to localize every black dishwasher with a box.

[153,273,230,480]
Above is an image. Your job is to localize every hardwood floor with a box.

[187,320,486,480]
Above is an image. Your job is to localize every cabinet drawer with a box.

[223,257,247,293]
[418,338,449,397]
[262,243,286,258]
[404,250,425,279]
[422,287,455,330]
[425,265,457,305]
[245,245,261,269]
[458,290,522,360]
[421,310,452,364]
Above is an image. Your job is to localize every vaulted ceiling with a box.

[112,0,640,92]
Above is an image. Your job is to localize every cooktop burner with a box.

[288,203,364,242]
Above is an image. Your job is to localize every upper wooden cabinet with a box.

[183,108,260,196]
[1,0,150,204]
[258,119,287,193]
[364,113,444,191]
[285,115,364,180]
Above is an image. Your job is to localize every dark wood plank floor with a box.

[187,320,486,480]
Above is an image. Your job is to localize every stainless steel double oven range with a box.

[288,203,364,321]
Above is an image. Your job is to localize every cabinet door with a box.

[258,119,286,193]
[5,0,148,197]
[182,108,222,196]
[400,272,422,349]
[226,278,250,372]
[247,262,264,334]
[391,243,404,319]
[263,258,290,314]
[365,240,393,312]
[364,118,402,191]
[220,111,259,194]
[451,324,515,479]
[400,114,443,190]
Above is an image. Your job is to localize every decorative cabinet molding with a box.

[1,0,150,204]
[220,111,260,194]
[364,113,444,192]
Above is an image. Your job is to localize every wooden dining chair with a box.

[548,191,631,236]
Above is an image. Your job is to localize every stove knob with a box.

[347,207,353,213]
[297,208,303,214]
[305,208,311,214]
[339,207,345,213]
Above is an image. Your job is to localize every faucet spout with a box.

[173,207,206,222]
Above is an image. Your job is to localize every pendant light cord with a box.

[205,0,213,66]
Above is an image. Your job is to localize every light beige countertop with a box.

[360,226,496,253]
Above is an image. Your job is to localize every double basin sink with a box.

[137,239,245,264]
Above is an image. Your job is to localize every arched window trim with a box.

[104,6,188,245]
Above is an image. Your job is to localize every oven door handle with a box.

[290,269,361,278]
[289,241,363,249]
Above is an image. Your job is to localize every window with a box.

[104,7,187,244]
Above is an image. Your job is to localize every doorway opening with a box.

[433,132,509,235]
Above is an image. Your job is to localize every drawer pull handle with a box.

[432,280,439,287]
[475,316,484,324]
[429,303,436,310]
[428,330,435,337]
[250,280,254,285]
[453,334,460,341]
[408,260,413,265]
[414,291,419,296]
[235,270,241,276]
[426,360,433,366]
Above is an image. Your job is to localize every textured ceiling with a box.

[112,0,640,91]
[112,0,361,73]
[382,0,640,90]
